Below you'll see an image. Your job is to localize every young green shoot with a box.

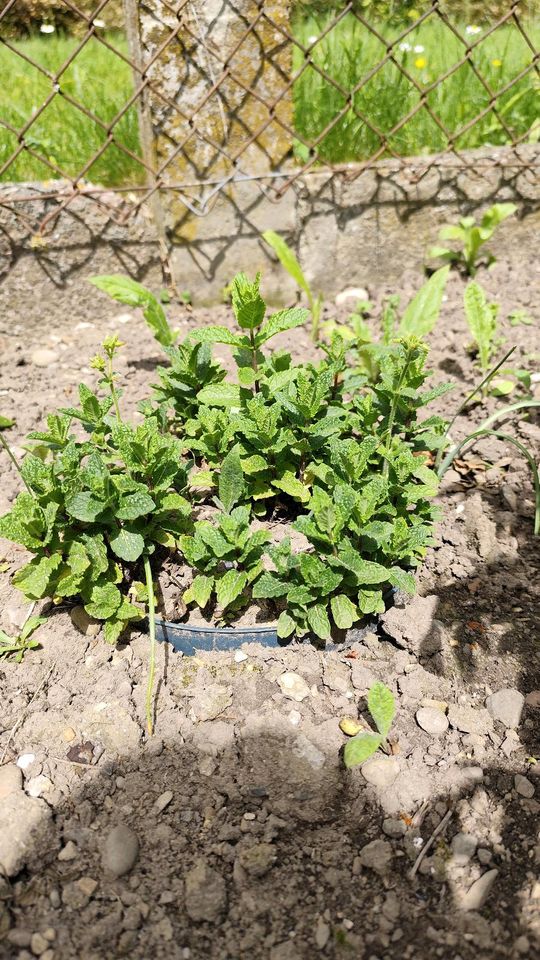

[262,230,323,341]
[343,682,396,768]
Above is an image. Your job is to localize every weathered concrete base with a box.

[0,146,538,325]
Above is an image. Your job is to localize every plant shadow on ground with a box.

[2,676,539,958]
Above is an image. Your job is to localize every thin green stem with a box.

[249,329,259,394]
[108,357,122,423]
[0,432,32,494]
[144,555,156,736]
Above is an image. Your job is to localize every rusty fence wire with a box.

[0,0,538,234]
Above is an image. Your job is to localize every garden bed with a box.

[0,253,539,959]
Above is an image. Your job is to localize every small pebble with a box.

[31,348,59,368]
[57,841,78,862]
[101,824,139,878]
[234,651,248,663]
[16,753,35,770]
[154,791,173,814]
[277,672,310,702]
[514,774,535,798]
[30,932,49,956]
[416,707,449,736]
[0,763,23,799]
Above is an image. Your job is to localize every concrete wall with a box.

[0,145,538,329]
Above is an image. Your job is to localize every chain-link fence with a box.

[0,0,538,233]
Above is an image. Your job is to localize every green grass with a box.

[292,10,540,163]
[0,32,143,186]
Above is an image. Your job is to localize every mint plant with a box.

[343,682,396,768]
[428,202,517,276]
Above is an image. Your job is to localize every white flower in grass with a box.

[466,25,482,36]
[40,23,55,34]
[399,42,412,52]
[414,44,424,53]
[93,19,106,28]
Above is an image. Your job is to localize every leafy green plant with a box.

[464,280,501,374]
[262,230,323,341]
[0,336,191,733]
[343,682,396,768]
[0,615,46,663]
[325,267,449,384]
[429,203,517,276]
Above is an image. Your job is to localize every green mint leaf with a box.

[230,273,266,329]
[184,574,214,609]
[277,611,296,638]
[13,554,62,600]
[109,528,145,562]
[330,594,358,630]
[387,567,416,594]
[192,325,246,347]
[343,732,382,769]
[215,570,247,611]
[307,603,331,641]
[255,307,308,346]
[368,682,395,739]
[116,491,156,521]
[84,581,122,620]
[219,448,244,513]
[252,572,289,600]
[272,472,311,503]
[358,589,385,615]
[196,384,242,408]
[65,491,107,523]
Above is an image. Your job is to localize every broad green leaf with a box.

[387,566,416,594]
[358,588,385,614]
[368,682,395,738]
[196,384,242,408]
[188,469,215,490]
[338,549,391,586]
[256,308,309,346]
[215,569,247,611]
[481,202,516,230]
[89,275,175,347]
[0,414,14,429]
[19,615,47,642]
[219,448,244,513]
[272,472,311,503]
[330,594,358,630]
[184,574,214,608]
[65,491,107,523]
[192,325,245,347]
[55,540,91,597]
[399,266,450,338]
[277,611,296,638]
[116,490,156,520]
[241,455,268,475]
[307,603,331,641]
[109,528,145,562]
[85,581,122,619]
[490,378,515,396]
[13,554,62,600]
[343,732,382,769]
[262,231,311,298]
[238,367,257,387]
[104,619,125,645]
[252,572,289,599]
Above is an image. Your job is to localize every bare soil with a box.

[0,256,539,960]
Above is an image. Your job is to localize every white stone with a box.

[30,348,58,367]
[234,650,248,663]
[416,706,449,736]
[361,755,399,788]
[486,688,525,729]
[461,869,498,911]
[16,754,35,770]
[277,672,310,702]
[335,287,369,305]
[26,775,52,798]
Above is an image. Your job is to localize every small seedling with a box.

[429,203,517,276]
[0,616,46,663]
[262,230,323,341]
[343,682,396,768]
[464,281,501,377]
[508,308,533,327]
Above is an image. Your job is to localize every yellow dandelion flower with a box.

[414,56,427,69]
[492,58,502,68]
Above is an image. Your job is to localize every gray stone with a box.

[30,348,58,367]
[30,932,49,955]
[154,791,174,813]
[358,839,393,875]
[447,704,493,736]
[361,756,399,789]
[486,688,525,729]
[185,859,227,922]
[0,792,52,877]
[0,763,23,800]
[461,869,499,911]
[514,774,535,798]
[416,707,449,736]
[451,833,478,865]
[315,917,331,949]
[57,841,78,862]
[101,824,139,878]
[382,818,407,839]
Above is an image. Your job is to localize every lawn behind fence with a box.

[0,10,538,187]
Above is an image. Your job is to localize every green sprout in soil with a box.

[428,203,517,276]
[343,682,396,768]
